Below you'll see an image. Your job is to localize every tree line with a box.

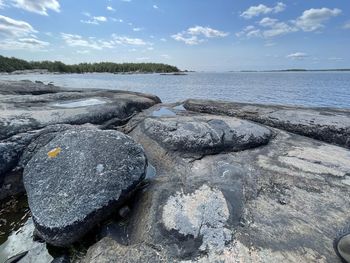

[0,55,180,73]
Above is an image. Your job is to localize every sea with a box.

[1,71,350,108]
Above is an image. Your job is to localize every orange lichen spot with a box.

[47,147,61,158]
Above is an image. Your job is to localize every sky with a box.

[0,0,349,71]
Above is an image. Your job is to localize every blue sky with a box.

[0,0,349,71]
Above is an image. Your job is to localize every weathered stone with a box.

[0,124,80,200]
[83,237,167,263]
[23,128,147,246]
[0,80,160,141]
[124,105,349,262]
[142,115,272,154]
[184,99,350,148]
[0,80,160,199]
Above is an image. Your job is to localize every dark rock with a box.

[0,80,160,199]
[23,128,147,246]
[83,237,167,263]
[50,254,70,263]
[184,99,350,148]
[4,251,28,263]
[0,124,79,199]
[142,115,272,155]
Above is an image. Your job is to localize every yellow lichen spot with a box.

[47,147,61,158]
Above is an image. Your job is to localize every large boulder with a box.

[23,128,147,246]
[0,80,160,199]
[184,99,350,148]
[141,115,272,155]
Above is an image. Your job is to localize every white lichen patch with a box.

[96,164,104,174]
[279,145,350,177]
[162,185,232,252]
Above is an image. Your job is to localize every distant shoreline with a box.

[234,69,350,73]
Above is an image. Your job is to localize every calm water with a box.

[1,72,350,108]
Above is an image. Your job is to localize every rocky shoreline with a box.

[0,80,349,262]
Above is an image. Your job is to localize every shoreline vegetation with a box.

[0,55,180,74]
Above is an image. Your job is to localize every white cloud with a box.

[286,52,308,60]
[240,2,286,19]
[0,37,49,50]
[77,50,90,54]
[0,15,49,50]
[260,17,298,37]
[153,4,158,9]
[295,8,342,32]
[0,15,37,37]
[94,16,107,22]
[328,57,343,61]
[0,0,5,8]
[172,33,203,45]
[11,0,60,15]
[61,33,107,50]
[133,27,143,32]
[236,25,261,38]
[111,18,123,23]
[112,35,148,46]
[160,38,167,42]
[172,26,228,45]
[161,54,170,59]
[237,7,341,40]
[187,26,229,38]
[81,16,107,25]
[107,6,115,12]
[343,21,350,29]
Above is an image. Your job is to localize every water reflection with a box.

[52,98,107,108]
[151,107,176,117]
[0,219,53,263]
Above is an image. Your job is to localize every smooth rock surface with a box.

[0,80,160,141]
[184,99,350,148]
[142,115,272,154]
[111,104,350,262]
[23,128,147,246]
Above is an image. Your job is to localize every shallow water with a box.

[1,72,349,108]
[52,98,107,108]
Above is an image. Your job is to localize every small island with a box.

[0,55,180,74]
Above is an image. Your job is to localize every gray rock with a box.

[142,115,272,155]
[184,99,350,148]
[0,80,160,140]
[123,106,349,262]
[23,128,147,246]
[0,80,160,198]
[0,124,79,199]
[83,237,167,263]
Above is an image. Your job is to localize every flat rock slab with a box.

[23,128,147,246]
[121,107,350,262]
[0,80,160,140]
[184,99,350,148]
[83,237,167,263]
[142,115,272,154]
